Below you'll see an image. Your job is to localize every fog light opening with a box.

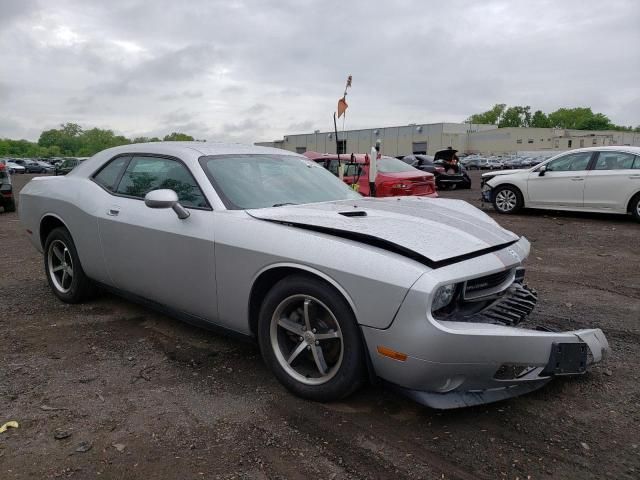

[494,364,538,380]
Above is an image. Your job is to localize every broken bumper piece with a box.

[396,328,609,409]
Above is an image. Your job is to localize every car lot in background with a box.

[482,146,640,221]
[305,151,438,197]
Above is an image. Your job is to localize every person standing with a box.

[369,139,381,197]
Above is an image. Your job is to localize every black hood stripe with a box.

[258,218,517,269]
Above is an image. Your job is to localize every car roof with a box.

[101,141,299,159]
[562,145,640,155]
[71,142,304,177]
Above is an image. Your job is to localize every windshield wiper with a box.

[272,202,298,207]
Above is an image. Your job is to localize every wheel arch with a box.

[248,263,358,338]
[248,263,377,384]
[626,191,640,213]
[39,214,70,249]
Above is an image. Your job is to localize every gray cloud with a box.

[0,0,638,143]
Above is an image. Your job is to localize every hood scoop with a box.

[338,210,367,217]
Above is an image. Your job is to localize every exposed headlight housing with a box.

[431,283,457,312]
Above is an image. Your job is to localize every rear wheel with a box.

[492,185,523,214]
[4,199,16,212]
[258,274,366,402]
[44,227,95,303]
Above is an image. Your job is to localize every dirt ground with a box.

[1,171,639,479]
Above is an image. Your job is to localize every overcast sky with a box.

[1,0,638,143]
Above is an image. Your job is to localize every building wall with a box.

[256,124,640,156]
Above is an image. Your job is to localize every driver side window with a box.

[115,156,208,208]
[546,152,592,172]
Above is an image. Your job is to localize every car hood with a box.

[247,197,519,267]
[482,168,528,177]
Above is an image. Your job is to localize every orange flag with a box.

[337,96,348,118]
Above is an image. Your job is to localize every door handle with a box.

[570,177,584,181]
[629,175,640,179]
[107,208,120,216]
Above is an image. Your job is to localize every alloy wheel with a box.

[270,294,343,385]
[48,239,74,293]
[495,189,517,212]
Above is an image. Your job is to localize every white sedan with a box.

[482,146,640,221]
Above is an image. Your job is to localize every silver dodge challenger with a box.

[19,142,609,409]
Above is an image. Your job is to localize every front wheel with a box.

[492,185,524,214]
[630,193,640,222]
[44,227,95,303]
[258,275,366,402]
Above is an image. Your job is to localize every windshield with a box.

[200,154,361,209]
[377,156,419,173]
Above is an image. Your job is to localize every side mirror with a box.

[538,165,547,176]
[144,189,190,219]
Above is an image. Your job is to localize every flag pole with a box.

[333,112,343,180]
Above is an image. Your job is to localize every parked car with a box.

[22,159,51,173]
[431,148,472,189]
[37,161,55,173]
[6,161,25,174]
[487,158,506,170]
[482,146,640,221]
[0,162,15,212]
[504,158,523,169]
[55,157,83,175]
[401,154,445,175]
[463,158,482,169]
[305,152,437,197]
[19,142,609,408]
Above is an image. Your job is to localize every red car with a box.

[304,152,437,198]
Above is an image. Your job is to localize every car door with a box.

[94,154,218,321]
[583,151,640,211]
[526,152,593,208]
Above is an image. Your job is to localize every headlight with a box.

[432,283,457,312]
[481,183,492,192]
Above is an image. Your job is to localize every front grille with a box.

[465,269,513,297]
[473,283,538,326]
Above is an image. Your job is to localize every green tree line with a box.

[466,104,640,132]
[0,123,197,158]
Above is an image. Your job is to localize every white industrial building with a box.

[256,123,640,156]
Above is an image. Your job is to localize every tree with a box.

[132,136,161,144]
[465,104,506,125]
[38,123,83,155]
[530,110,551,128]
[163,132,194,141]
[547,107,613,130]
[498,105,531,128]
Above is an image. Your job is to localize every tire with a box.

[258,274,366,402]
[492,185,524,214]
[630,193,640,222]
[4,199,16,213]
[44,227,96,303]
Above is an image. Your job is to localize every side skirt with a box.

[94,282,255,345]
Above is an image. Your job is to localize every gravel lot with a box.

[1,171,639,479]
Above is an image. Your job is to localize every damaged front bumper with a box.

[361,245,610,409]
